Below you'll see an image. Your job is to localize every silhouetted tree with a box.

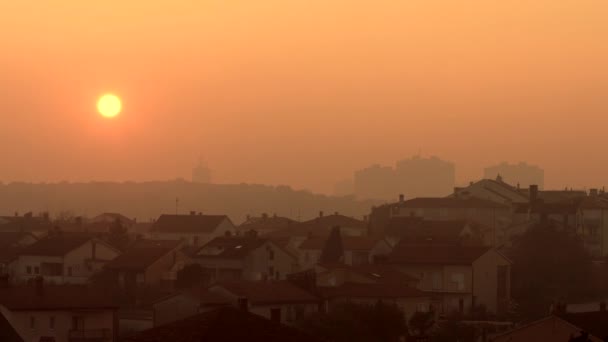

[511,223,593,319]
[409,311,435,336]
[108,217,129,251]
[297,301,407,342]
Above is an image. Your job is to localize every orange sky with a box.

[1,1,607,193]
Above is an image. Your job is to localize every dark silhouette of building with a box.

[192,159,211,184]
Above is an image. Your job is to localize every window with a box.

[451,273,465,291]
[49,316,55,330]
[30,316,35,329]
[67,267,73,276]
[432,272,442,290]
[26,266,32,274]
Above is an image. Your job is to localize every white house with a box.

[150,213,235,247]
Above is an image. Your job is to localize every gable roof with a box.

[18,235,93,257]
[0,285,118,311]
[386,217,485,242]
[491,315,604,342]
[195,236,268,259]
[151,214,229,234]
[299,236,382,251]
[238,215,295,232]
[319,282,427,299]
[122,306,322,342]
[210,281,318,305]
[388,244,490,265]
[105,240,180,271]
[0,311,23,342]
[301,214,366,228]
[400,197,508,209]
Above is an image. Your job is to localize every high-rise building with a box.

[483,162,544,189]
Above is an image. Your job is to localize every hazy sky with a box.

[1,1,607,193]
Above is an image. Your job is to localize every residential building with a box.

[0,281,118,342]
[14,235,120,284]
[484,162,544,189]
[237,213,295,236]
[384,217,487,247]
[452,177,529,204]
[150,213,235,247]
[89,213,135,227]
[0,232,38,280]
[208,281,319,325]
[104,240,189,290]
[388,244,512,315]
[297,235,392,269]
[193,234,298,283]
[353,164,396,200]
[394,155,456,198]
[123,306,323,342]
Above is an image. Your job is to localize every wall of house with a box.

[473,250,511,314]
[154,219,235,246]
[1,305,115,342]
[243,242,297,280]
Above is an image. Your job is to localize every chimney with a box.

[590,189,599,197]
[399,194,405,203]
[529,185,539,205]
[600,301,606,312]
[35,276,44,296]
[319,211,324,218]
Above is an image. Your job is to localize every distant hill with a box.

[0,180,381,224]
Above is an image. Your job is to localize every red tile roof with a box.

[105,240,180,271]
[0,285,118,311]
[210,281,318,305]
[123,306,322,342]
[388,244,490,265]
[319,282,427,299]
[18,235,93,257]
[299,236,381,251]
[151,214,229,233]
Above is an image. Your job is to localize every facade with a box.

[194,235,298,283]
[14,235,120,285]
[484,162,544,189]
[388,244,512,315]
[104,240,189,289]
[0,282,118,342]
[0,233,38,279]
[208,281,319,326]
[150,213,235,247]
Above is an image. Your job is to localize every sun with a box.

[97,94,122,118]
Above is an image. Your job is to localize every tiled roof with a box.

[401,197,508,209]
[560,311,608,339]
[195,237,267,259]
[265,214,367,238]
[388,244,490,265]
[319,282,427,299]
[105,240,180,271]
[492,315,604,342]
[210,281,318,305]
[299,235,380,251]
[0,285,118,311]
[386,218,486,242]
[151,214,228,233]
[0,311,23,342]
[18,235,92,257]
[122,306,322,342]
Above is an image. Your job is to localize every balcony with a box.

[69,329,112,342]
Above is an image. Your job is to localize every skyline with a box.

[1,1,607,193]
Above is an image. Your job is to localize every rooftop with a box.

[0,284,118,311]
[105,240,181,271]
[210,280,318,305]
[151,214,229,233]
[19,235,93,257]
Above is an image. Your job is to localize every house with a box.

[0,232,38,279]
[297,234,392,269]
[384,217,487,247]
[490,315,605,342]
[193,234,298,283]
[237,213,295,235]
[14,235,121,284]
[123,306,322,342]
[0,280,118,342]
[150,213,235,247]
[152,289,229,326]
[0,212,53,235]
[388,244,512,315]
[104,240,189,290]
[315,263,420,288]
[90,213,135,227]
[208,280,319,325]
[266,212,368,242]
[452,177,529,204]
